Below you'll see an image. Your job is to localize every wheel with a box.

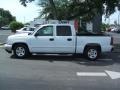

[13,44,30,58]
[84,47,100,61]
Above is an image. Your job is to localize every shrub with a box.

[9,21,24,32]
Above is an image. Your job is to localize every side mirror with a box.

[28,32,32,35]
[34,33,39,37]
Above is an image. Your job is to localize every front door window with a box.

[35,26,53,36]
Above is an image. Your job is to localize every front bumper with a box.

[4,44,12,53]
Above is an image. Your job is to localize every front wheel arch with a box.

[12,43,30,58]
[12,43,29,51]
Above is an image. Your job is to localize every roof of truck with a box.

[41,24,73,26]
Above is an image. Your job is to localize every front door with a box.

[30,25,55,53]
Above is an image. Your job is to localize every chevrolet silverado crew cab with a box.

[4,24,113,61]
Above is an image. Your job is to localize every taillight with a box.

[111,37,113,45]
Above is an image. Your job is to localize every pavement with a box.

[0,31,120,90]
[0,47,120,90]
[0,31,119,90]
[0,30,11,44]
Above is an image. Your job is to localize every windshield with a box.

[28,26,42,35]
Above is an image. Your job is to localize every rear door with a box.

[54,25,76,53]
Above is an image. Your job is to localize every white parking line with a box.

[77,70,120,79]
[76,72,107,77]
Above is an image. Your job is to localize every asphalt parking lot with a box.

[0,30,11,44]
[0,47,120,90]
[0,30,120,90]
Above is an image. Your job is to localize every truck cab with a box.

[4,24,113,61]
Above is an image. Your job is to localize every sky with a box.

[0,0,119,24]
[103,10,120,24]
[0,0,40,23]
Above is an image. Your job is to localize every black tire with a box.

[84,47,100,61]
[13,44,30,58]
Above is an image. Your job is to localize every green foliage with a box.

[0,8,16,28]
[19,0,120,20]
[101,23,109,31]
[38,0,68,20]
[9,21,24,32]
[19,0,34,6]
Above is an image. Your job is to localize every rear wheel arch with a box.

[83,43,101,61]
[84,43,101,53]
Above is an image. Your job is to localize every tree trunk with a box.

[92,13,102,33]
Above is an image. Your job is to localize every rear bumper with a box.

[4,44,12,53]
[102,45,114,53]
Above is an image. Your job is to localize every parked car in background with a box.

[16,27,36,34]
[106,28,111,32]
[116,29,120,33]
[111,27,117,32]
[1,25,10,30]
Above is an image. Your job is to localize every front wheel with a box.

[13,44,30,58]
[84,47,100,61]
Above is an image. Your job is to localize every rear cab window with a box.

[56,26,72,36]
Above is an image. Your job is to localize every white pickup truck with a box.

[4,24,113,61]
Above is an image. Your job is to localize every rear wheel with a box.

[13,44,30,58]
[84,47,100,61]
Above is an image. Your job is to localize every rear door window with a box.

[56,26,72,36]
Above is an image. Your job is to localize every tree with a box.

[101,23,109,32]
[38,0,71,20]
[19,0,120,32]
[0,8,16,28]
[20,0,58,19]
[9,21,24,32]
[19,0,120,20]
